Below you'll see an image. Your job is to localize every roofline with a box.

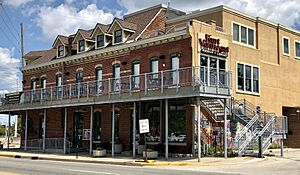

[124,4,168,19]
[167,5,300,36]
[107,18,136,34]
[72,30,91,44]
[52,35,67,48]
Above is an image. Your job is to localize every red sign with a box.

[199,34,229,57]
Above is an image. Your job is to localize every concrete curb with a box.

[0,153,267,167]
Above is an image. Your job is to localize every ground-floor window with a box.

[168,101,186,144]
[93,111,101,141]
[145,102,160,143]
[113,110,120,139]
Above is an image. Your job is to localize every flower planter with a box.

[114,144,123,154]
[93,149,107,157]
[143,151,158,159]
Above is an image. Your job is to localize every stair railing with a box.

[238,128,260,155]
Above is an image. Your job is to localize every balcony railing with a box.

[0,67,232,110]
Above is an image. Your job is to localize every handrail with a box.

[234,115,258,142]
[238,128,260,154]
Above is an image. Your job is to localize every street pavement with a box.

[0,157,226,175]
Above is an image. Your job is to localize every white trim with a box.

[77,39,86,54]
[235,61,260,96]
[231,21,256,49]
[282,36,290,57]
[294,40,300,59]
[57,45,65,58]
[95,34,106,49]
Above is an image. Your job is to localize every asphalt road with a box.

[0,157,225,175]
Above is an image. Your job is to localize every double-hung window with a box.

[237,63,259,94]
[113,64,121,92]
[295,41,300,59]
[171,55,179,85]
[57,45,64,57]
[232,22,255,47]
[96,67,102,94]
[78,39,85,52]
[283,37,290,56]
[132,61,140,89]
[114,30,122,44]
[150,57,159,88]
[97,34,105,48]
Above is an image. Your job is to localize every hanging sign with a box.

[139,119,149,134]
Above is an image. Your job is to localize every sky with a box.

[0,0,300,123]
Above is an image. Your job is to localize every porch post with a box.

[24,111,28,151]
[197,97,201,162]
[192,104,195,157]
[112,104,115,157]
[224,98,227,159]
[14,115,18,137]
[8,112,11,150]
[133,102,136,158]
[43,109,46,152]
[165,99,169,160]
[63,108,67,154]
[90,106,93,156]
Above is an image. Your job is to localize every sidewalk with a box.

[0,149,265,167]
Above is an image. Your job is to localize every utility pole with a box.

[20,23,24,68]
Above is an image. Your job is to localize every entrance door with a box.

[73,112,84,147]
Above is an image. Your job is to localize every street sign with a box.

[139,119,149,134]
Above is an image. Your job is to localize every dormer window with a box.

[114,30,122,44]
[78,39,85,52]
[57,45,64,57]
[97,34,105,48]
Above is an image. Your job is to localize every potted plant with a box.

[93,147,106,157]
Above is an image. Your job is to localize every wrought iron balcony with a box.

[0,67,232,112]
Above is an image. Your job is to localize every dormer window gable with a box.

[107,18,137,45]
[52,35,68,58]
[72,29,94,54]
[91,23,112,49]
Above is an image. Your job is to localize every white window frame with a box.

[236,61,260,96]
[57,45,65,58]
[231,21,256,48]
[294,40,300,59]
[282,36,290,56]
[77,39,86,53]
[96,34,105,49]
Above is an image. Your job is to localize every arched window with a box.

[41,77,47,89]
[171,53,180,85]
[30,78,36,90]
[132,60,140,89]
[95,67,103,94]
[112,63,120,92]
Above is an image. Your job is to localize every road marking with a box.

[63,169,119,175]
[0,172,21,175]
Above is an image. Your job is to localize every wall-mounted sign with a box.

[139,119,149,134]
[83,129,91,140]
[5,92,22,104]
[199,34,229,57]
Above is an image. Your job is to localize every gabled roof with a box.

[72,29,93,44]
[24,49,56,65]
[52,35,69,48]
[107,18,137,34]
[90,23,111,38]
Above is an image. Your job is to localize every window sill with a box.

[283,53,290,57]
[232,40,256,50]
[236,90,260,96]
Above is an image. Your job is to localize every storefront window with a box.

[168,101,186,144]
[93,111,101,141]
[145,102,160,143]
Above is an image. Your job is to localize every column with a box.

[63,108,67,154]
[197,97,201,162]
[165,99,169,160]
[224,99,227,158]
[192,105,195,157]
[90,106,93,156]
[112,104,115,157]
[8,112,11,150]
[14,115,18,137]
[133,102,136,158]
[43,109,46,152]
[24,111,28,151]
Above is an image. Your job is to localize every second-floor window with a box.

[57,45,64,57]
[41,78,47,89]
[97,34,105,48]
[171,55,179,85]
[31,79,36,90]
[232,22,254,47]
[56,74,62,87]
[150,57,159,83]
[132,61,140,88]
[295,41,300,58]
[283,37,290,56]
[237,63,259,94]
[76,70,83,83]
[78,39,85,52]
[113,64,120,91]
[114,30,122,44]
[96,67,102,93]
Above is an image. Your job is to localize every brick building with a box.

[0,4,295,159]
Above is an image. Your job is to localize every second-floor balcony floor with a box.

[0,67,232,113]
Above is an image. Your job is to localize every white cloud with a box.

[0,47,20,93]
[36,4,115,41]
[118,0,300,27]
[5,0,33,7]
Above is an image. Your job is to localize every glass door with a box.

[73,112,84,147]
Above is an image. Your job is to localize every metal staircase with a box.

[201,98,288,156]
